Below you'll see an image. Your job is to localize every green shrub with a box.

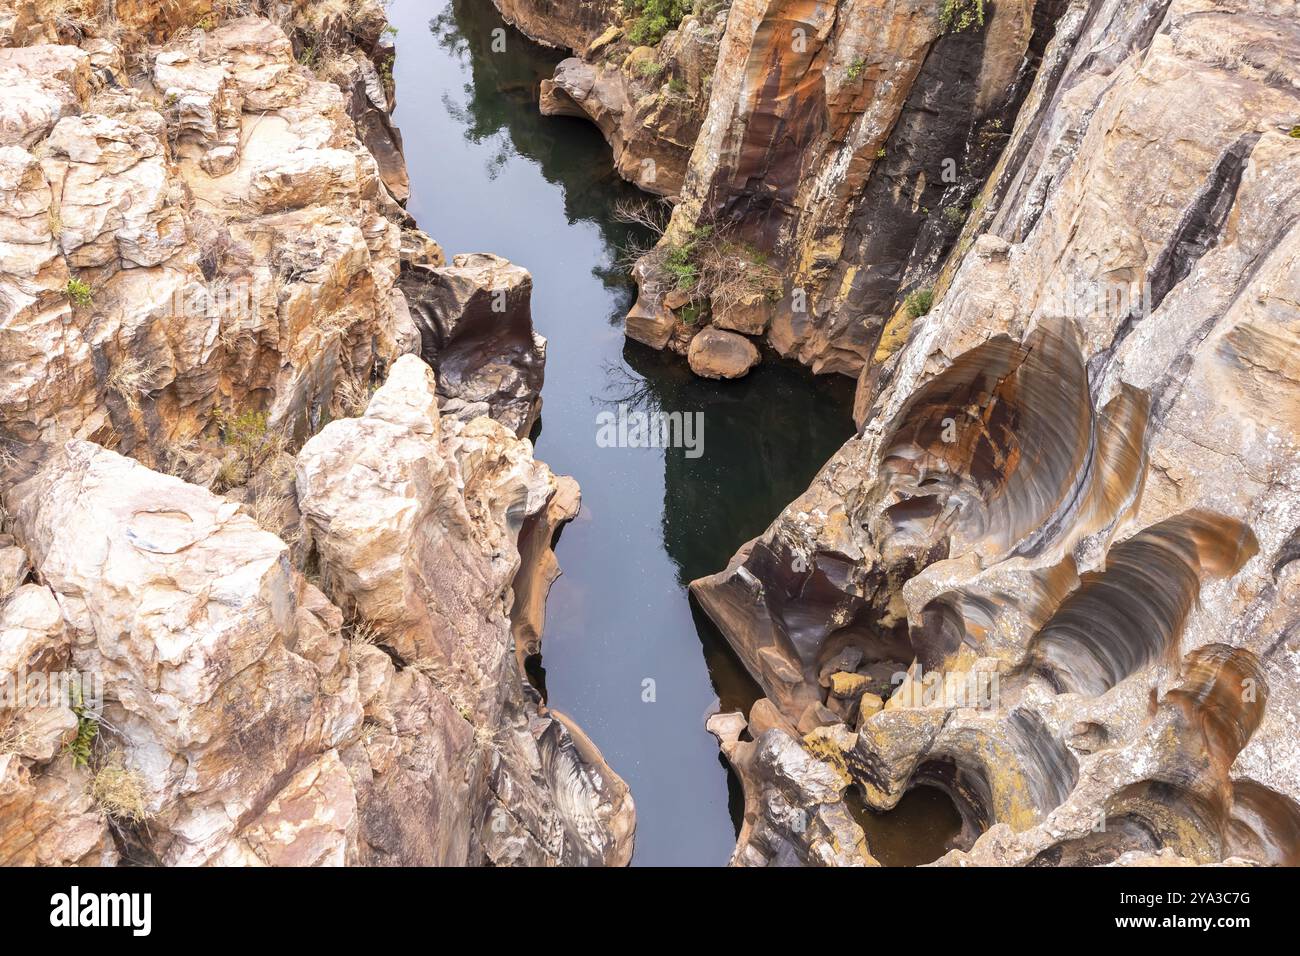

[65,688,97,769]
[940,0,985,33]
[903,287,934,319]
[680,302,708,326]
[847,57,866,81]
[942,204,968,227]
[64,277,92,307]
[624,0,691,47]
[214,407,268,458]
[635,58,664,79]
[663,225,713,291]
[1290,124,1300,139]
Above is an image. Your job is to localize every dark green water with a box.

[389,0,855,865]
[849,787,965,867]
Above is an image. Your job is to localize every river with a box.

[388,0,857,865]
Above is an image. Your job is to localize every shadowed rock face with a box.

[691,0,1300,866]
[493,0,621,52]
[399,253,547,437]
[876,323,1097,563]
[500,0,720,198]
[1227,781,1300,868]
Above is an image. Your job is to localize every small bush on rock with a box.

[903,287,935,319]
[624,0,691,47]
[91,751,151,824]
[64,277,93,307]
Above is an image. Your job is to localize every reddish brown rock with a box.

[687,326,760,380]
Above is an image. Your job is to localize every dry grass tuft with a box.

[190,210,232,281]
[90,750,152,824]
[0,720,32,758]
[156,435,204,481]
[106,357,162,412]
[346,618,385,646]
[37,0,95,39]
[334,372,374,418]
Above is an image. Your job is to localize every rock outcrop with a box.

[622,0,1068,373]
[498,0,721,198]
[493,0,623,52]
[297,354,634,865]
[692,0,1300,867]
[0,11,420,482]
[399,253,546,438]
[0,3,633,868]
[0,359,632,866]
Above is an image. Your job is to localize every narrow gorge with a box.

[0,0,1296,874]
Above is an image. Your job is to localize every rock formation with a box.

[624,0,1069,375]
[2,0,1297,872]
[689,0,1300,867]
[497,0,722,198]
[0,1,632,867]
[399,252,547,438]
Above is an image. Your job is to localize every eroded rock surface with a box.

[296,355,634,866]
[693,0,1300,867]
[0,3,632,868]
[687,326,759,380]
[629,0,1065,373]
[499,0,721,197]
[400,253,546,437]
[0,11,417,480]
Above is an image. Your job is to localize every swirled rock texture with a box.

[693,0,1300,867]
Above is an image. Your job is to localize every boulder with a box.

[687,326,760,379]
[399,253,546,437]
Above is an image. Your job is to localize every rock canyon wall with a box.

[1,0,1296,871]
[692,0,1300,866]
[0,0,631,866]
[501,0,1299,867]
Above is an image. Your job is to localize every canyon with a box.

[0,0,1297,870]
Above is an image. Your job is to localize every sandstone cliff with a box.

[683,0,1300,866]
[495,0,723,198]
[0,0,632,867]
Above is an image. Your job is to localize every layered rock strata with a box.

[625,0,1068,374]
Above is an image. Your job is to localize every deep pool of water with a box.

[389,0,857,865]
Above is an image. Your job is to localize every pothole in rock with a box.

[846,785,965,867]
